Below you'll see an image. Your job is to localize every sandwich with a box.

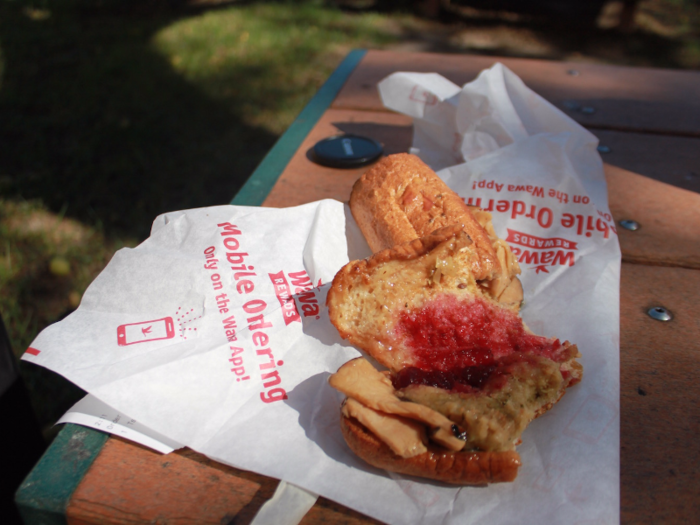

[326,155,582,485]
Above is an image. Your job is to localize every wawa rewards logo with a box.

[268,270,322,325]
[506,229,577,274]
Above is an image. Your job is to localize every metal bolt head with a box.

[619,219,640,231]
[647,306,672,322]
[597,145,611,153]
[581,106,596,114]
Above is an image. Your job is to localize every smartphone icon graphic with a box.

[117,317,175,346]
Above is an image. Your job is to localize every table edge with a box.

[230,49,368,206]
[15,424,110,524]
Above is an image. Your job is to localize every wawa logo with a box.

[268,270,322,325]
[506,229,577,274]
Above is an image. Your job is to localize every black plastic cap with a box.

[312,134,384,169]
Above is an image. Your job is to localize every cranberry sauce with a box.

[396,294,562,375]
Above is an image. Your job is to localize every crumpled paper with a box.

[25,63,620,524]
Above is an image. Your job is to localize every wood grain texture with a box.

[65,437,381,525]
[15,425,109,525]
[65,437,275,525]
[333,50,700,136]
[594,131,700,194]
[620,263,700,523]
[606,164,700,269]
[300,497,382,525]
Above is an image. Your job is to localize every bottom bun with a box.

[341,414,521,485]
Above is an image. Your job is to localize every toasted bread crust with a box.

[327,226,483,371]
[350,153,500,282]
[350,153,522,308]
[341,413,521,485]
[365,224,467,269]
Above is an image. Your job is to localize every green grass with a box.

[153,3,396,133]
[0,0,698,437]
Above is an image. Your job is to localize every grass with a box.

[152,3,398,133]
[0,0,698,437]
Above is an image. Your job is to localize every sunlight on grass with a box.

[0,199,137,357]
[152,2,402,134]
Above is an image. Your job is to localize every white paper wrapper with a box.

[25,64,620,524]
[57,394,184,454]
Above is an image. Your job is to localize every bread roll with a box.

[349,153,522,308]
[341,412,522,485]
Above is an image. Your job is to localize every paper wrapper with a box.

[24,64,620,524]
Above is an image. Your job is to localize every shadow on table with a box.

[332,122,413,156]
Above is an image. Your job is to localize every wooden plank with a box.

[15,425,109,525]
[65,437,275,525]
[65,437,379,525]
[262,109,412,208]
[231,50,366,207]
[333,50,700,136]
[606,164,700,269]
[595,130,700,194]
[300,498,380,525]
[620,263,700,523]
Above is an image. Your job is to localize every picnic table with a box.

[15,49,700,524]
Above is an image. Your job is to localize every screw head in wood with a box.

[647,307,672,322]
[619,220,640,231]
